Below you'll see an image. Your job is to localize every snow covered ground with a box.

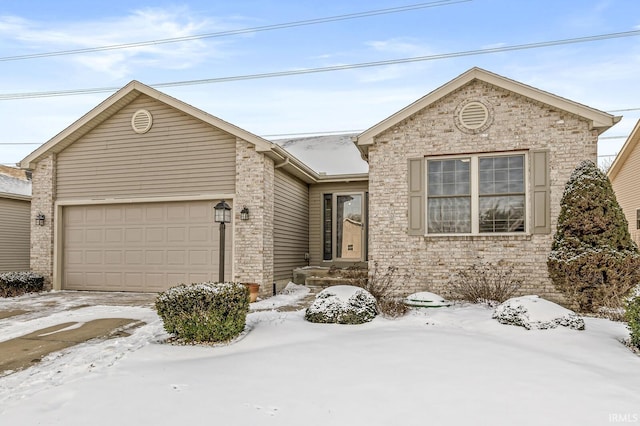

[1,288,639,426]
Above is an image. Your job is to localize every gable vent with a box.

[131,109,153,134]
[459,101,489,130]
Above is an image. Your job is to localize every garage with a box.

[62,200,232,292]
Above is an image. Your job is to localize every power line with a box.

[608,107,640,112]
[0,0,470,62]
[1,29,639,101]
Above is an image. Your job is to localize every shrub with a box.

[626,294,640,349]
[346,263,410,318]
[447,260,522,304]
[305,285,377,324]
[0,271,45,297]
[155,282,249,343]
[492,295,585,330]
[547,160,640,313]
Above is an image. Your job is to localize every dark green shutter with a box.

[408,158,425,235]
[531,150,551,234]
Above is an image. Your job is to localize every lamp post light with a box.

[214,200,231,282]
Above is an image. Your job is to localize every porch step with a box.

[293,266,368,286]
[305,276,357,287]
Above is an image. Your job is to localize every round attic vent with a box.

[131,109,153,134]
[458,101,489,130]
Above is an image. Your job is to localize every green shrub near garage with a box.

[0,271,45,297]
[155,282,249,343]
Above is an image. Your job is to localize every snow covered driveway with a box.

[1,292,639,426]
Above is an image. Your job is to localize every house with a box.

[608,119,640,246]
[20,68,619,301]
[19,81,367,294]
[355,67,618,302]
[0,166,31,273]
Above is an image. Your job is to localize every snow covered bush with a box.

[305,285,377,324]
[0,271,44,297]
[447,260,522,305]
[493,295,585,330]
[626,294,640,349]
[345,263,410,318]
[155,282,249,343]
[547,160,640,313]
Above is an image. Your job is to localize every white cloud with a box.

[356,37,435,82]
[0,7,237,79]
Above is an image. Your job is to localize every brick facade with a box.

[367,80,599,303]
[234,138,275,296]
[30,154,56,289]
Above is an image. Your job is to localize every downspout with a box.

[275,157,290,169]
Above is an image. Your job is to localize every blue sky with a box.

[1,0,639,166]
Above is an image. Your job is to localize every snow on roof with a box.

[0,174,31,197]
[272,134,368,175]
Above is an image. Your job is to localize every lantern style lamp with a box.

[214,200,232,282]
[240,206,249,221]
[35,212,45,226]
[214,200,231,224]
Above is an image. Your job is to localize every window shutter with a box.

[408,158,425,235]
[531,150,550,234]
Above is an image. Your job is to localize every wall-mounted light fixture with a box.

[240,206,249,221]
[35,212,45,226]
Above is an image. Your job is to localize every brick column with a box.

[234,139,274,296]
[30,155,56,289]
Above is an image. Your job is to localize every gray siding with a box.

[57,94,236,200]
[0,197,31,272]
[309,181,368,266]
[273,169,309,281]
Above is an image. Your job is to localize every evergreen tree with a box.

[547,160,640,312]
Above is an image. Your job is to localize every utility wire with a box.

[0,0,470,62]
[1,29,639,101]
[608,107,640,112]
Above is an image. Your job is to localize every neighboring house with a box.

[20,68,619,301]
[608,119,640,246]
[354,67,618,303]
[0,166,32,272]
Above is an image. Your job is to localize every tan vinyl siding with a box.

[0,197,31,272]
[273,169,309,281]
[309,181,368,266]
[57,94,236,200]
[611,142,640,246]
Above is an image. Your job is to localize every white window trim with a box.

[425,151,529,236]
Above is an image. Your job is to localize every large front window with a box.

[323,193,366,261]
[427,158,471,233]
[427,153,526,234]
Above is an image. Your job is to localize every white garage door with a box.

[63,200,232,292]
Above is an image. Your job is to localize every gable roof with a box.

[607,119,640,182]
[355,67,620,156]
[18,80,350,183]
[19,80,277,169]
[18,80,367,184]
